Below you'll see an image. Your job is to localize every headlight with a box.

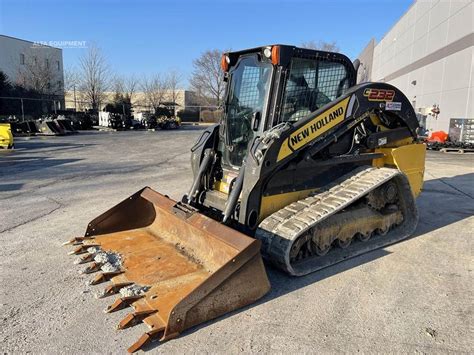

[263,47,272,59]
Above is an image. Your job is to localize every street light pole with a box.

[73,84,77,111]
[20,98,25,121]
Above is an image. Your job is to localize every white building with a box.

[0,35,65,103]
[65,89,201,112]
[357,0,473,134]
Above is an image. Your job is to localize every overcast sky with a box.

[0,0,413,87]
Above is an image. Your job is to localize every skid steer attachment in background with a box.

[37,120,65,136]
[56,119,78,134]
[65,187,270,352]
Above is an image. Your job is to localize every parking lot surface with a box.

[1,127,473,353]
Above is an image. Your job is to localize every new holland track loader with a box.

[65,45,425,352]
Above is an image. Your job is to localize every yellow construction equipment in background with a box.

[0,123,14,149]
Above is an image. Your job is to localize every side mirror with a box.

[251,111,261,131]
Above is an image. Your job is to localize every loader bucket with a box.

[56,119,78,134]
[11,122,32,136]
[66,187,270,352]
[36,120,65,135]
[26,121,40,134]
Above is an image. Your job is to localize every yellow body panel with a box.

[262,142,425,222]
[214,180,230,194]
[0,123,14,149]
[369,113,387,129]
[277,97,350,161]
[214,171,240,195]
[259,188,317,222]
[373,143,426,197]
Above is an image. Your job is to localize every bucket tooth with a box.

[68,244,99,255]
[117,310,156,330]
[63,236,93,246]
[90,271,123,285]
[82,262,102,274]
[127,327,165,353]
[74,253,95,265]
[105,295,142,313]
[103,282,134,297]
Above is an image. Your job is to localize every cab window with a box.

[281,58,350,122]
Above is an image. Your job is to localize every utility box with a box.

[449,118,474,143]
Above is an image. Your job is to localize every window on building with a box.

[20,53,25,65]
[47,82,51,90]
[34,56,38,65]
[46,59,50,68]
[56,61,60,71]
[57,81,62,90]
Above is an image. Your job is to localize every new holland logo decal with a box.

[277,96,350,161]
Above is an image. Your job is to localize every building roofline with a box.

[357,38,376,58]
[377,0,417,43]
[357,1,415,59]
[0,34,62,51]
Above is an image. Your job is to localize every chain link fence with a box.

[0,96,68,121]
[0,96,222,123]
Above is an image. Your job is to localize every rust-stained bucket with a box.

[65,187,270,352]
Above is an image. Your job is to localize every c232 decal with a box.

[363,88,395,102]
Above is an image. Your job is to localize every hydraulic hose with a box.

[222,163,245,223]
[186,148,214,203]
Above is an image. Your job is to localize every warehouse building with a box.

[0,34,65,108]
[357,0,473,140]
[64,89,200,112]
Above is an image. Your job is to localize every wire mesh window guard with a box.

[281,58,350,122]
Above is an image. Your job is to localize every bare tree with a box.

[111,74,125,96]
[111,74,138,101]
[165,70,182,114]
[301,40,340,52]
[124,75,139,103]
[17,49,57,96]
[64,66,80,92]
[189,49,225,106]
[64,66,81,110]
[140,74,167,111]
[78,45,109,110]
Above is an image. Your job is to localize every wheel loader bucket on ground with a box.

[36,120,65,135]
[56,119,78,134]
[11,121,37,136]
[26,121,40,135]
[65,187,270,352]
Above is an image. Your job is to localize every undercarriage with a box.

[256,167,418,276]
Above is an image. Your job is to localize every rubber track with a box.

[256,166,418,276]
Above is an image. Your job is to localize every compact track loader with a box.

[66,45,425,352]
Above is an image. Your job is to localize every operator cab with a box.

[219,45,357,168]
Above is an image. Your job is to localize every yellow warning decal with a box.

[277,96,350,161]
